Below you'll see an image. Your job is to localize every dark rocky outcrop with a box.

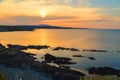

[44,54,76,65]
[0,49,36,68]
[53,47,80,51]
[28,45,50,50]
[53,47,69,51]
[44,54,56,62]
[7,44,27,50]
[7,44,50,50]
[7,44,81,52]
[88,67,120,76]
[30,61,85,80]
[72,55,85,57]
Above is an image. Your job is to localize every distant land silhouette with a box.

[0,24,88,32]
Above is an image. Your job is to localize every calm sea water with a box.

[0,29,120,70]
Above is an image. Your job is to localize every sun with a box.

[40,10,47,18]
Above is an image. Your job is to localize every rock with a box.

[117,51,120,53]
[41,57,44,59]
[72,55,96,60]
[72,54,96,61]
[60,65,71,69]
[72,55,84,57]
[44,54,56,62]
[0,43,85,80]
[53,47,80,51]
[53,58,76,65]
[0,47,36,68]
[7,44,28,50]
[7,44,50,50]
[69,48,80,51]
[88,67,120,76]
[83,49,107,52]
[28,45,50,50]
[6,50,18,56]
[30,61,85,80]
[0,44,6,52]
[88,57,96,60]
[53,47,68,51]
[44,54,76,65]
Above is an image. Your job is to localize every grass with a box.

[80,75,120,80]
[0,71,6,80]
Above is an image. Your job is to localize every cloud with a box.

[0,0,4,3]
[0,15,77,25]
[55,0,91,7]
[43,16,76,20]
[48,0,91,8]
[94,17,112,22]
[14,0,27,2]
[9,16,41,24]
[6,0,90,8]
[0,16,41,25]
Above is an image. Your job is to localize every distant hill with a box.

[0,24,88,32]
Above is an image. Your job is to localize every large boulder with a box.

[44,53,56,62]
[44,53,75,65]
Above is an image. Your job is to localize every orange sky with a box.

[0,0,120,29]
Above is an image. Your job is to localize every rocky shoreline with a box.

[0,44,85,80]
[88,67,120,76]
[1,43,120,80]
[6,44,120,53]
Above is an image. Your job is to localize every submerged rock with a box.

[60,65,71,69]
[72,55,96,61]
[88,67,120,76]
[117,51,120,53]
[72,55,84,57]
[83,49,107,52]
[53,47,80,51]
[88,57,96,60]
[70,48,80,51]
[53,47,69,51]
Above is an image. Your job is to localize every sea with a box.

[0,29,120,80]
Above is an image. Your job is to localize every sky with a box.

[0,0,120,29]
